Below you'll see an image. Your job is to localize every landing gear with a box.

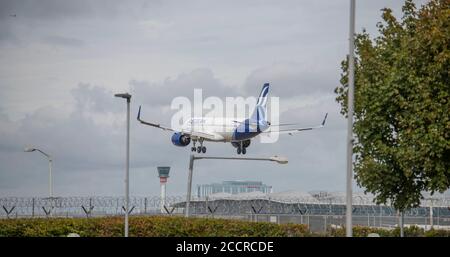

[236,146,247,155]
[236,141,247,155]
[193,139,207,154]
[191,140,197,152]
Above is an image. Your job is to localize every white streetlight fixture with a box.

[24,146,53,198]
[346,0,356,237]
[185,154,288,218]
[115,92,131,237]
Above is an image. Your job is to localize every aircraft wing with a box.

[261,113,328,135]
[137,106,220,140]
[232,120,300,126]
[137,106,174,131]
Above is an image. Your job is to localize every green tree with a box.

[335,0,449,211]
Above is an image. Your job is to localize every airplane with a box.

[137,83,328,154]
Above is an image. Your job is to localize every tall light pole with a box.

[115,92,131,237]
[24,147,53,198]
[346,0,356,237]
[185,155,288,218]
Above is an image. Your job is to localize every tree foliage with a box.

[335,0,449,211]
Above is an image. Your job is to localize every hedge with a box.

[327,225,450,237]
[0,216,449,237]
[0,216,310,237]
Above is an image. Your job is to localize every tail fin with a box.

[250,83,269,124]
[256,83,270,107]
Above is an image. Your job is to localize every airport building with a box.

[174,190,450,232]
[197,181,272,198]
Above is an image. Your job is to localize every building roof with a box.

[190,190,450,207]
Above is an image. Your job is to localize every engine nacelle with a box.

[231,140,251,148]
[171,132,191,147]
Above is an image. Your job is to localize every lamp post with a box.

[185,154,288,218]
[430,198,434,229]
[346,0,356,237]
[24,147,53,198]
[115,92,131,237]
[399,210,404,237]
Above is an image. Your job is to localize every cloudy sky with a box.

[0,0,428,197]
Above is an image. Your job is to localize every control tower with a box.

[157,166,170,213]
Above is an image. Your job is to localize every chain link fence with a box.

[0,196,185,218]
[1,195,449,232]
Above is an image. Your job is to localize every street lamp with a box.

[24,146,53,198]
[346,0,356,237]
[115,92,131,237]
[185,154,288,218]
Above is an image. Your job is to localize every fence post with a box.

[144,197,147,214]
[380,215,384,228]
[437,206,440,226]
[204,196,208,216]
[430,200,433,229]
[32,198,35,218]
[89,198,92,217]
[307,215,310,231]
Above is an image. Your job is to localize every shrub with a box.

[0,216,310,237]
[424,229,450,237]
[1,217,448,237]
[390,225,424,237]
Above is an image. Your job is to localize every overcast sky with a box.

[0,0,429,197]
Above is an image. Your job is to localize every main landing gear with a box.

[236,141,247,155]
[191,139,206,154]
[232,140,250,155]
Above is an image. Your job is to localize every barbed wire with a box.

[1,195,449,219]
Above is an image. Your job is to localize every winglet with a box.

[137,106,142,121]
[321,113,328,127]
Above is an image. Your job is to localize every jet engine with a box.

[171,132,191,147]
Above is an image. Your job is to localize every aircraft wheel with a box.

[191,147,195,152]
[242,147,246,155]
[197,146,202,153]
[202,146,206,153]
[237,147,241,155]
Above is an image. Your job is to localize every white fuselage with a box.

[180,117,238,142]
[180,117,264,142]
